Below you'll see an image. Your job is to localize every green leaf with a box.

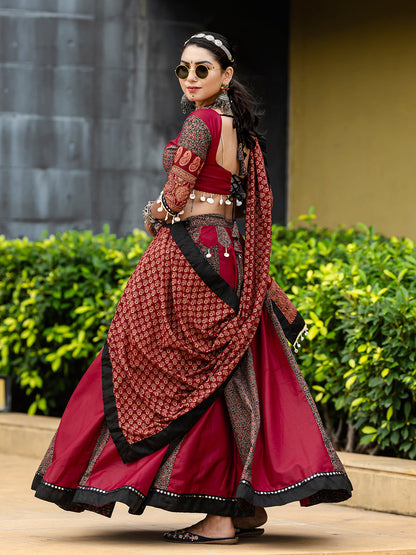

[359,434,375,445]
[404,402,412,421]
[345,375,357,390]
[362,426,377,435]
[28,401,37,415]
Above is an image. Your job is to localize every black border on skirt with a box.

[32,470,352,518]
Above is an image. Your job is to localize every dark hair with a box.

[183,32,263,150]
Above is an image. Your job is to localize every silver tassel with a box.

[293,325,309,353]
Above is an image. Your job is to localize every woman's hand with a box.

[144,220,159,237]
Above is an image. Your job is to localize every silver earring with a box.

[181,94,195,114]
[216,91,232,115]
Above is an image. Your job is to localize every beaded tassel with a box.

[293,325,309,353]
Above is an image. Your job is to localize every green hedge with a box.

[1,214,415,459]
[269,211,416,460]
[0,226,151,416]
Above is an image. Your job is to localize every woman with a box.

[32,32,352,545]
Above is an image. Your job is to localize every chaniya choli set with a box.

[31,101,352,518]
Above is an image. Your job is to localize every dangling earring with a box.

[181,94,195,114]
[216,83,232,115]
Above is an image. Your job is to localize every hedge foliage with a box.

[1,213,415,459]
[270,211,416,460]
[0,225,151,416]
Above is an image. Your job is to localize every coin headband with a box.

[184,33,234,62]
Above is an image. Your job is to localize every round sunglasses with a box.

[175,64,222,80]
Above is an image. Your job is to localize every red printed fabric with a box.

[31,111,353,518]
[103,138,272,462]
[162,146,204,213]
[162,112,212,213]
[267,275,297,324]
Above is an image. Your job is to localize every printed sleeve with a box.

[161,114,211,214]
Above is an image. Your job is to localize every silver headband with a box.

[184,33,234,62]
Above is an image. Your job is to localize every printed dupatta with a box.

[102,139,305,463]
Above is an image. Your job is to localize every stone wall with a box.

[0,1,288,239]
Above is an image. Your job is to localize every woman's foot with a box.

[164,514,237,544]
[186,515,235,538]
[233,505,267,530]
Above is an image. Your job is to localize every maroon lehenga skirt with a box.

[31,215,352,518]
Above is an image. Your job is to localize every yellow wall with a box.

[289,0,416,238]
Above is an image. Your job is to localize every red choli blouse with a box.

[161,108,245,214]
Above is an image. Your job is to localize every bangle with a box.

[160,193,179,217]
[143,201,162,231]
[155,193,184,223]
[142,201,157,223]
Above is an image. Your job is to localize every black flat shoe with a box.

[163,529,238,544]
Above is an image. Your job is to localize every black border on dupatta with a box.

[102,222,240,464]
[102,341,231,463]
[271,303,305,345]
[169,221,240,313]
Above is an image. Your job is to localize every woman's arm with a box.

[150,113,212,222]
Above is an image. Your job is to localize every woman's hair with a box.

[183,31,263,150]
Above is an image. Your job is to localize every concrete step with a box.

[1,412,416,518]
[339,451,416,517]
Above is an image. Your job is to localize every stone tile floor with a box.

[1,453,415,554]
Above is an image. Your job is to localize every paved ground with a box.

[1,453,415,555]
